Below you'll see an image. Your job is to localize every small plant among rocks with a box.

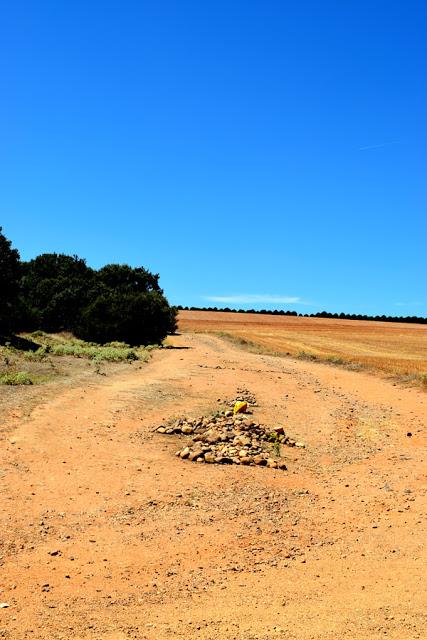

[156,410,302,470]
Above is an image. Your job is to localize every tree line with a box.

[0,228,177,345]
[177,306,427,325]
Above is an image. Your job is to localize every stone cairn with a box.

[226,386,257,408]
[156,388,301,470]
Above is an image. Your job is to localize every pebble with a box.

[181,425,194,435]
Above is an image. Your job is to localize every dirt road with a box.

[0,333,426,639]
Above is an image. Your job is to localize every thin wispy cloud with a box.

[395,301,422,307]
[204,294,303,305]
[358,141,398,151]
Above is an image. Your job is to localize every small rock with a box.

[272,426,285,435]
[233,401,248,414]
[267,459,278,469]
[205,430,222,444]
[181,425,194,435]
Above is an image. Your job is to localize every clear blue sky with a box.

[1,1,426,315]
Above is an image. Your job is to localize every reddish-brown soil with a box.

[0,332,426,639]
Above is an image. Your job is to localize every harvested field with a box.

[178,310,427,381]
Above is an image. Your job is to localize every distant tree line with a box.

[0,227,177,345]
[177,306,427,325]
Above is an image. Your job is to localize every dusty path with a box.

[0,333,426,640]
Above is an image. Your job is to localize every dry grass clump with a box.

[0,331,154,386]
[24,331,150,362]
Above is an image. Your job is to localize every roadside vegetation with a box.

[23,331,149,362]
[0,227,177,348]
[0,330,155,385]
[0,371,37,386]
[0,225,176,388]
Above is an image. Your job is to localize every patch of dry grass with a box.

[0,331,152,389]
[179,311,427,385]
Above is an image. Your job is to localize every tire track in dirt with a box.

[0,333,426,639]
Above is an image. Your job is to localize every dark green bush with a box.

[19,254,94,332]
[77,290,175,346]
[1,233,177,345]
[0,228,21,335]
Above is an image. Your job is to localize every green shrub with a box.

[297,350,317,361]
[0,371,34,385]
[24,346,50,362]
[326,356,345,365]
[49,343,139,361]
[18,331,152,363]
[29,330,46,338]
[104,341,131,349]
[77,290,175,346]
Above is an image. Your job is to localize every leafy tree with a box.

[73,263,176,344]
[96,264,162,294]
[20,253,94,332]
[77,290,176,345]
[0,228,21,334]
[18,255,177,343]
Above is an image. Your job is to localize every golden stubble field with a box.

[178,310,427,381]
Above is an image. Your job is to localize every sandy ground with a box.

[0,333,426,639]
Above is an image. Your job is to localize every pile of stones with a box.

[227,386,257,408]
[156,410,296,470]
